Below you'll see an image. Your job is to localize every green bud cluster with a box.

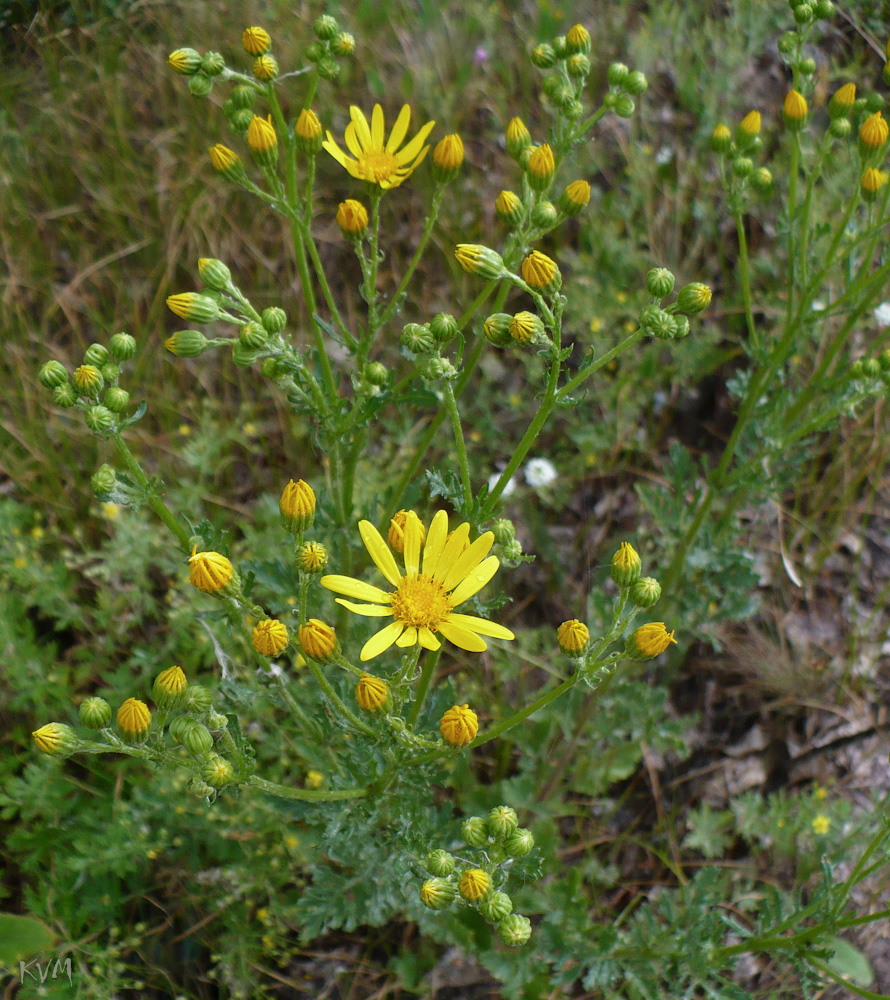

[638,267,707,338]
[304,13,355,80]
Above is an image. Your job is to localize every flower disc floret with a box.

[321,511,514,660]
[189,548,234,593]
[323,104,435,189]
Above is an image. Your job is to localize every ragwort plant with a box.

[22,7,890,998]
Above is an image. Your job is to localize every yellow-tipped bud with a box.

[73,364,103,396]
[526,144,555,190]
[296,541,328,574]
[164,330,209,357]
[860,112,889,152]
[735,110,761,148]
[117,697,152,739]
[861,167,888,202]
[356,673,391,713]
[165,292,220,324]
[298,619,339,662]
[611,541,642,587]
[153,665,187,709]
[565,23,591,54]
[295,108,323,154]
[252,54,278,80]
[189,548,234,593]
[32,723,80,756]
[458,868,491,901]
[495,189,523,226]
[509,311,545,345]
[252,619,289,656]
[168,48,202,75]
[336,199,369,238]
[388,510,426,554]
[247,114,278,163]
[440,704,478,745]
[280,478,316,533]
[432,133,464,182]
[710,123,732,154]
[783,90,808,127]
[829,82,856,118]
[207,144,244,180]
[521,250,561,292]
[559,179,591,215]
[420,877,456,909]
[624,622,677,660]
[557,619,589,654]
[454,244,506,280]
[505,116,532,159]
[242,26,271,56]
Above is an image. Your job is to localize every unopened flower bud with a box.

[280,478,316,533]
[230,84,255,110]
[751,167,774,194]
[483,313,513,347]
[676,282,712,314]
[189,548,233,593]
[491,518,515,544]
[296,541,328,575]
[488,805,519,839]
[530,43,556,68]
[239,321,267,350]
[624,70,648,95]
[183,723,214,756]
[401,322,435,354]
[611,541,642,586]
[79,697,112,729]
[425,850,456,877]
[314,14,338,39]
[860,112,889,155]
[82,343,108,368]
[732,156,754,177]
[420,878,456,909]
[614,95,636,118]
[208,144,245,180]
[459,869,491,902]
[117,697,151,741]
[526,144,555,190]
[640,305,677,339]
[521,250,561,292]
[631,576,661,609]
[39,360,68,389]
[566,22,591,54]
[188,73,212,98]
[247,114,278,165]
[505,117,531,159]
[735,110,761,150]
[166,293,220,324]
[298,619,339,662]
[85,405,114,433]
[794,2,813,22]
[202,754,234,788]
[625,622,677,660]
[559,179,591,216]
[501,538,523,562]
[355,673,391,713]
[828,82,855,118]
[53,384,77,407]
[783,90,808,128]
[530,200,558,228]
[252,619,289,657]
[557,619,589,654]
[607,61,629,86]
[552,35,567,57]
[510,311,546,346]
[861,167,888,201]
[232,341,260,366]
[90,465,116,498]
[646,267,675,299]
[168,48,202,75]
[296,108,323,154]
[496,189,523,226]
[106,332,135,361]
[259,307,286,334]
[498,913,532,946]
[332,32,355,56]
[504,827,535,857]
[317,57,339,80]
[479,891,513,923]
[103,387,129,413]
[153,665,187,709]
[73,364,103,396]
[566,53,590,78]
[710,123,732,154]
[441,704,478,745]
[184,684,213,714]
[164,330,209,358]
[32,723,80,756]
[430,312,459,345]
[336,199,369,238]
[432,134,464,183]
[462,816,489,846]
[241,26,271,55]
[252,54,278,80]
[195,258,230,291]
[454,244,506,280]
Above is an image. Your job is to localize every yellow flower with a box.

[625,622,677,660]
[253,54,278,80]
[208,144,243,179]
[252,619,289,656]
[440,704,479,745]
[860,112,889,151]
[321,511,514,660]
[247,114,277,154]
[557,619,589,654]
[305,769,324,788]
[117,697,152,736]
[189,548,234,593]
[356,673,390,712]
[242,26,271,56]
[458,868,491,901]
[783,90,808,126]
[298,619,339,661]
[280,478,316,533]
[336,199,369,237]
[388,509,426,554]
[323,104,436,189]
[521,250,560,291]
[812,814,830,835]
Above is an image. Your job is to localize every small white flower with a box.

[655,145,673,165]
[874,302,890,328]
[488,470,517,497]
[525,457,558,489]
[811,299,825,312]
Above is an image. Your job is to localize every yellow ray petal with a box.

[321,574,392,604]
[360,620,404,660]
[447,555,500,606]
[433,522,470,581]
[445,612,514,640]
[403,512,422,577]
[422,510,449,576]
[358,520,402,587]
[371,104,385,148]
[335,598,394,617]
[386,104,412,152]
[396,626,418,647]
[323,137,350,167]
[440,532,494,593]
[349,105,372,149]
[344,121,363,159]
[394,120,436,165]
[437,620,488,652]
[343,158,363,179]
[418,627,441,650]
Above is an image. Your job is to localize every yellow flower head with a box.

[433,133,464,175]
[247,114,277,153]
[505,116,531,158]
[321,511,515,660]
[812,814,830,835]
[560,179,591,214]
[298,619,338,661]
[557,619,589,654]
[509,311,544,345]
[208,144,242,177]
[521,250,560,291]
[155,665,186,697]
[860,112,889,150]
[252,619,289,656]
[829,82,856,116]
[611,541,642,587]
[305,769,324,788]
[280,478,316,532]
[356,673,390,712]
[458,868,491,901]
[783,90,808,125]
[32,723,77,755]
[441,704,479,745]
[242,26,271,56]
[495,189,522,224]
[189,547,234,593]
[453,244,505,280]
[388,509,426,554]
[336,199,369,237]
[296,108,323,151]
[737,110,761,139]
[117,697,151,736]
[323,104,436,189]
[625,622,677,660]
[862,167,888,200]
[526,144,555,188]
[253,54,278,80]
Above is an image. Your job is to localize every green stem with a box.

[442,379,473,511]
[735,212,759,352]
[807,957,890,1000]
[247,774,367,802]
[305,659,376,737]
[786,133,800,332]
[407,648,440,728]
[556,328,645,401]
[829,820,889,921]
[111,432,191,553]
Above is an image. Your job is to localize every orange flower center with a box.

[357,148,399,183]
[390,574,452,630]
